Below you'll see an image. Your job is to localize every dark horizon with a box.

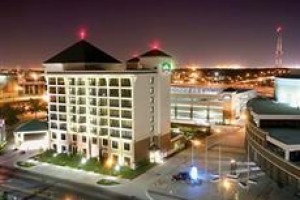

[0,0,300,68]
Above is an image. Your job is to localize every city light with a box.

[222,178,231,190]
[80,158,87,165]
[190,166,198,180]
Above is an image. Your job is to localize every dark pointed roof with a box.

[140,49,171,58]
[126,57,140,63]
[44,40,121,64]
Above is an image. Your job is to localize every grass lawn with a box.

[17,161,36,168]
[97,179,119,186]
[35,150,155,179]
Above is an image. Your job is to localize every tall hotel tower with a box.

[44,39,174,168]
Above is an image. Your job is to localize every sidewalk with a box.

[17,160,130,187]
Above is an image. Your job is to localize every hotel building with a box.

[44,40,173,168]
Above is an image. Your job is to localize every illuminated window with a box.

[103,139,108,146]
[124,143,130,151]
[112,141,119,149]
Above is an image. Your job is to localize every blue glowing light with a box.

[190,166,198,180]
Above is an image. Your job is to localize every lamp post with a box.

[230,159,236,175]
[191,140,200,166]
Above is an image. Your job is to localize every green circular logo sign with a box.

[162,62,172,72]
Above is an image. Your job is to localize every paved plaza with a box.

[0,126,299,200]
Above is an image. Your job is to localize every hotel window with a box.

[52,132,56,139]
[89,88,97,96]
[121,120,132,129]
[100,119,108,126]
[121,79,131,87]
[110,119,120,128]
[100,128,108,136]
[59,106,66,112]
[77,97,85,105]
[49,87,56,94]
[121,110,132,119]
[50,114,57,120]
[58,97,66,103]
[109,78,119,86]
[57,78,65,85]
[99,78,106,86]
[50,122,57,129]
[60,124,67,131]
[89,78,96,86]
[122,131,132,139]
[50,105,57,112]
[90,108,97,115]
[99,98,107,106]
[150,97,154,103]
[52,144,57,151]
[110,110,120,118]
[61,145,66,152]
[69,88,76,95]
[99,108,107,116]
[110,129,120,137]
[150,116,154,123]
[110,89,119,97]
[98,89,107,97]
[110,99,119,107]
[150,87,154,94]
[150,77,154,84]
[150,106,154,113]
[50,96,56,103]
[77,78,85,86]
[150,125,154,132]
[78,107,86,114]
[83,148,87,155]
[59,114,66,121]
[82,136,86,143]
[77,88,85,95]
[92,137,97,144]
[49,78,56,85]
[112,141,118,149]
[121,100,131,108]
[103,139,108,146]
[124,143,130,151]
[58,88,65,94]
[61,133,66,140]
[121,89,131,98]
[68,78,75,85]
[73,134,77,141]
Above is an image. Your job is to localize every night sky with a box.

[0,0,300,68]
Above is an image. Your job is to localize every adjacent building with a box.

[44,40,173,168]
[171,86,256,125]
[246,70,300,189]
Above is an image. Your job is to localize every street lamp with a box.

[230,159,236,175]
[191,140,200,166]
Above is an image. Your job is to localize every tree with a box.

[0,103,20,126]
[28,98,46,119]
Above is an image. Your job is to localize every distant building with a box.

[44,40,173,168]
[246,70,300,190]
[14,119,48,150]
[171,86,256,125]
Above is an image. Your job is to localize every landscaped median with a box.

[16,161,36,168]
[33,150,155,180]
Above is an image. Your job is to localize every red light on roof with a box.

[78,28,87,40]
[276,26,282,33]
[150,40,160,50]
[132,52,139,57]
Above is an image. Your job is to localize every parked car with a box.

[172,171,191,182]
